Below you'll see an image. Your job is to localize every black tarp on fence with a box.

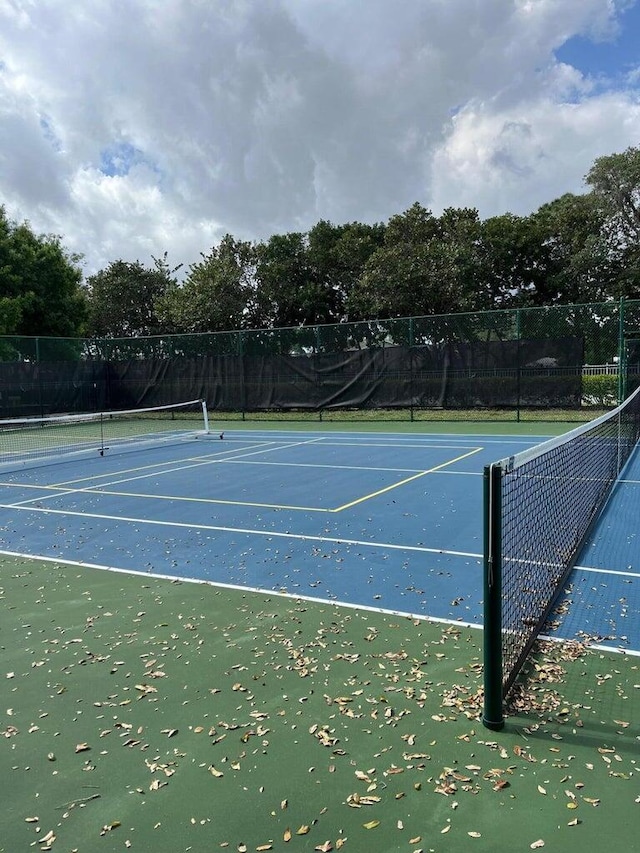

[0,336,584,418]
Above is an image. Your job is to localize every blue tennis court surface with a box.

[1,428,638,653]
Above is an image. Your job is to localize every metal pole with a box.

[516,309,521,423]
[201,399,210,434]
[617,297,625,404]
[482,462,505,730]
[409,317,414,422]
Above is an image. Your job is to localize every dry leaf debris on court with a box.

[1,557,639,853]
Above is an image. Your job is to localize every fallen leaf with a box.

[363,820,380,830]
[530,841,544,849]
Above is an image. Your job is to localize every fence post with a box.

[618,297,625,403]
[516,309,521,422]
[409,317,414,422]
[316,324,322,421]
[35,336,45,418]
[239,329,246,420]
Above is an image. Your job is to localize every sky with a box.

[0,0,639,280]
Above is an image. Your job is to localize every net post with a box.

[482,462,505,731]
[201,399,210,434]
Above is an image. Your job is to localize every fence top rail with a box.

[1,299,639,348]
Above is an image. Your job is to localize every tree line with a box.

[1,146,639,341]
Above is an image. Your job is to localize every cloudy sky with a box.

[1,0,639,279]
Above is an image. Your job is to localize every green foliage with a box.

[585,146,640,300]
[0,206,86,337]
[582,373,618,406]
[347,204,483,320]
[86,259,176,337]
[159,235,260,334]
[586,146,640,245]
[4,144,640,341]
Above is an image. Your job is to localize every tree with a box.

[477,213,559,308]
[255,221,386,331]
[586,146,640,245]
[159,235,260,334]
[255,232,314,329]
[0,206,86,337]
[347,203,483,320]
[86,258,178,338]
[531,192,612,304]
[585,146,640,298]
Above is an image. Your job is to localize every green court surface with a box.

[1,555,638,853]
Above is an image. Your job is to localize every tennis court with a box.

[2,408,640,853]
[1,418,638,654]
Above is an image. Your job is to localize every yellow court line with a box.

[4,445,483,515]
[331,447,483,512]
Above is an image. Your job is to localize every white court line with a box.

[2,491,634,580]
[4,438,483,510]
[0,549,482,630]
[2,549,638,656]
[573,564,640,579]
[8,436,327,508]
[218,430,555,448]
[51,440,283,485]
[297,441,484,449]
[0,502,482,558]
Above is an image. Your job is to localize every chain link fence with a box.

[1,300,639,422]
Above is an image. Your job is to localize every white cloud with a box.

[430,93,640,216]
[0,0,638,278]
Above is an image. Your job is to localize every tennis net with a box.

[483,384,640,729]
[0,400,209,471]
